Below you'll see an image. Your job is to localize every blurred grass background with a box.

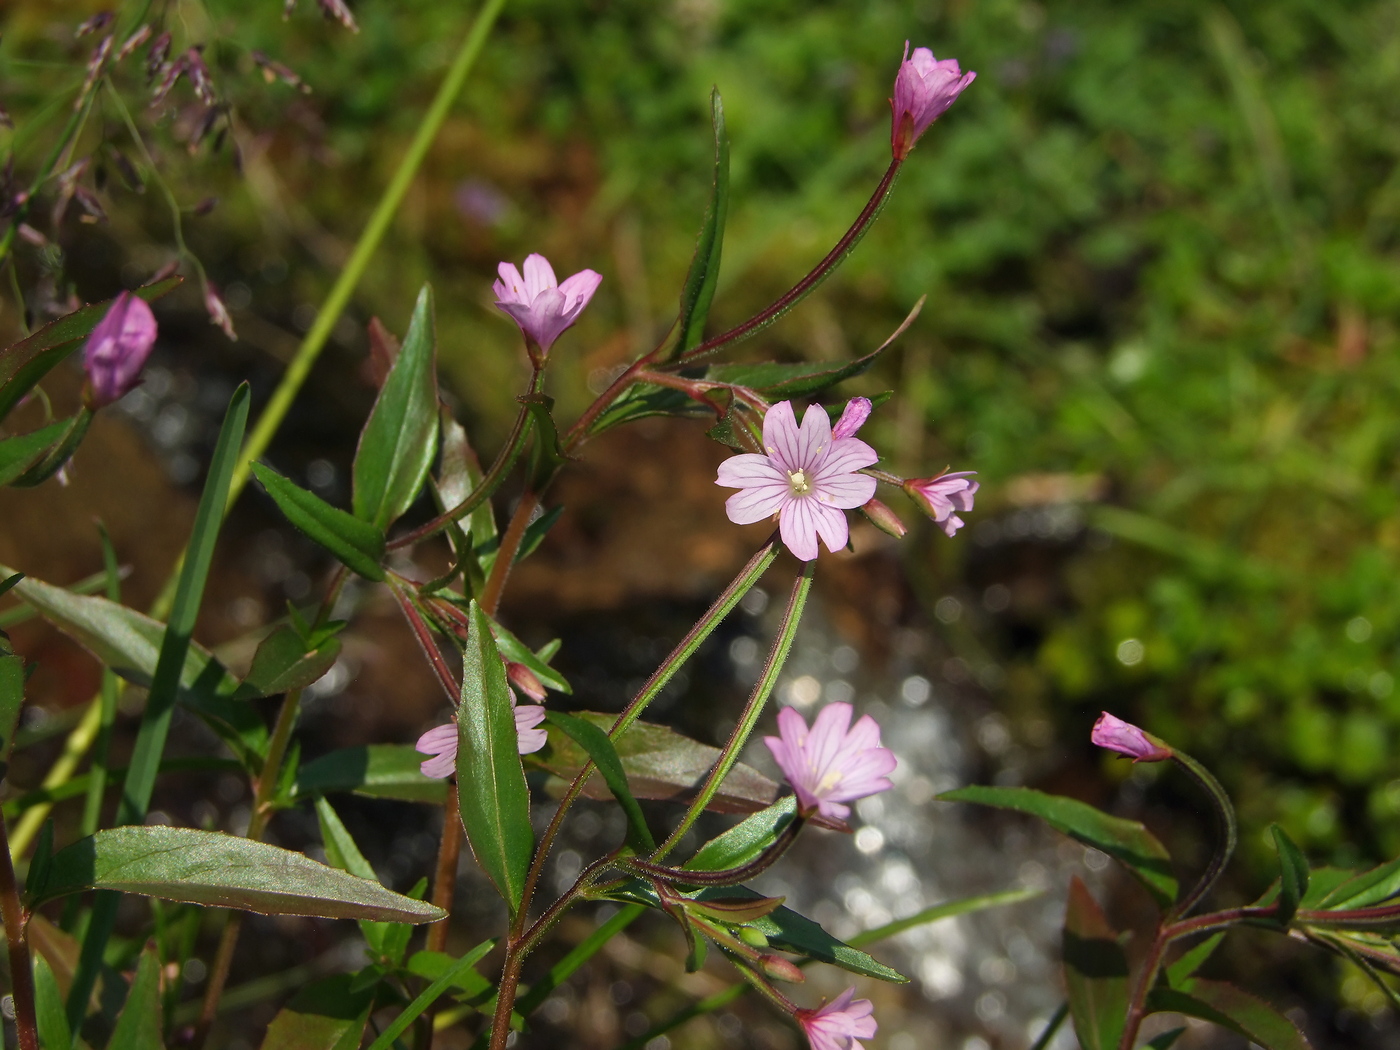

[6,0,1400,996]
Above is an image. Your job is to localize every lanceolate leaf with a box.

[1320,857,1400,910]
[545,711,654,851]
[1062,877,1128,1050]
[29,826,445,923]
[686,796,797,872]
[352,284,440,530]
[0,419,70,486]
[316,797,392,959]
[488,614,570,693]
[233,625,342,699]
[295,744,448,804]
[33,953,72,1050]
[941,785,1177,908]
[674,87,730,357]
[252,464,387,581]
[0,651,22,773]
[107,950,164,1050]
[1271,824,1309,925]
[260,973,376,1050]
[9,409,92,488]
[1148,979,1311,1050]
[1166,932,1224,988]
[0,276,181,422]
[457,600,533,914]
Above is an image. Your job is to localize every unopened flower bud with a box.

[759,954,805,984]
[1091,712,1172,763]
[859,498,907,539]
[890,43,976,160]
[737,926,769,948]
[83,291,157,407]
[831,396,872,439]
[204,285,236,340]
[506,661,547,702]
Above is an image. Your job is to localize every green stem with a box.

[653,560,813,862]
[77,525,123,840]
[228,0,509,508]
[1170,750,1238,918]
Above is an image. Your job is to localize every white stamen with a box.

[789,469,811,495]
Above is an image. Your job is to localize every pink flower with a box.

[904,471,978,537]
[493,253,602,355]
[715,400,878,561]
[416,702,548,778]
[890,43,976,160]
[795,987,878,1050]
[1091,712,1172,763]
[83,292,157,407]
[764,703,896,821]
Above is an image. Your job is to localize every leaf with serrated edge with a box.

[1063,877,1128,1050]
[233,625,341,699]
[941,785,1177,908]
[316,798,390,958]
[457,601,533,913]
[687,796,797,872]
[353,284,440,529]
[30,826,444,922]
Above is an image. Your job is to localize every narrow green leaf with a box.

[514,504,563,563]
[252,464,386,581]
[108,950,164,1050]
[1271,824,1309,925]
[9,409,93,488]
[259,973,375,1050]
[848,888,1042,947]
[686,797,797,873]
[364,940,497,1050]
[588,386,700,436]
[0,420,70,486]
[352,284,440,529]
[407,948,495,1002]
[1148,979,1311,1050]
[674,88,729,356]
[295,744,447,803]
[458,600,533,913]
[34,953,73,1050]
[941,785,1178,908]
[232,625,342,700]
[1147,1028,1186,1050]
[0,652,23,773]
[1320,857,1400,910]
[488,614,570,693]
[545,711,654,850]
[0,277,181,422]
[1166,932,1225,988]
[31,826,446,922]
[520,393,567,489]
[315,798,390,958]
[1062,877,1128,1050]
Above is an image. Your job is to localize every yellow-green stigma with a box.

[789,469,812,495]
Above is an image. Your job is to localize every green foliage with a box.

[543,711,654,851]
[1148,981,1310,1050]
[1062,878,1127,1050]
[107,951,165,1050]
[674,88,730,357]
[295,744,448,804]
[252,465,387,582]
[259,974,375,1050]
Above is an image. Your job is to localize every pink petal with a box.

[420,751,457,779]
[809,500,850,555]
[726,484,790,525]
[762,401,804,473]
[813,437,879,479]
[416,723,458,755]
[832,398,872,440]
[515,704,549,755]
[806,702,855,774]
[779,497,822,561]
[522,253,558,299]
[813,472,877,511]
[716,453,789,488]
[794,402,834,470]
[493,262,526,303]
[558,269,603,315]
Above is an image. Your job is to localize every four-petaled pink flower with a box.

[716,399,878,562]
[493,253,602,356]
[795,987,878,1050]
[416,702,548,779]
[764,702,896,821]
[83,291,157,407]
[1091,712,1172,763]
[890,43,976,160]
[904,471,978,537]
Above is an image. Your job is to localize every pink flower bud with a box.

[506,661,547,702]
[890,43,976,161]
[859,498,907,539]
[831,397,872,439]
[1091,712,1172,763]
[759,954,806,983]
[205,285,236,340]
[904,470,978,537]
[83,292,157,407]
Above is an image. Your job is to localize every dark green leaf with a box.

[364,940,497,1050]
[514,504,563,563]
[488,615,570,694]
[531,711,788,818]
[31,826,446,922]
[1147,1028,1186,1050]
[108,950,164,1050]
[588,385,700,435]
[259,973,375,1050]
[0,419,70,486]
[352,284,440,529]
[674,88,730,357]
[0,277,181,422]
[232,625,342,700]
[457,600,533,914]
[1166,932,1224,988]
[1062,877,1128,1050]
[406,949,495,1002]
[34,952,72,1050]
[520,393,567,489]
[252,464,386,581]
[8,409,92,488]
[315,798,392,960]
[1271,824,1309,925]
[1148,979,1311,1050]
[1320,857,1400,910]
[544,711,654,851]
[0,652,22,773]
[686,797,797,872]
[295,745,448,804]
[941,785,1177,908]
